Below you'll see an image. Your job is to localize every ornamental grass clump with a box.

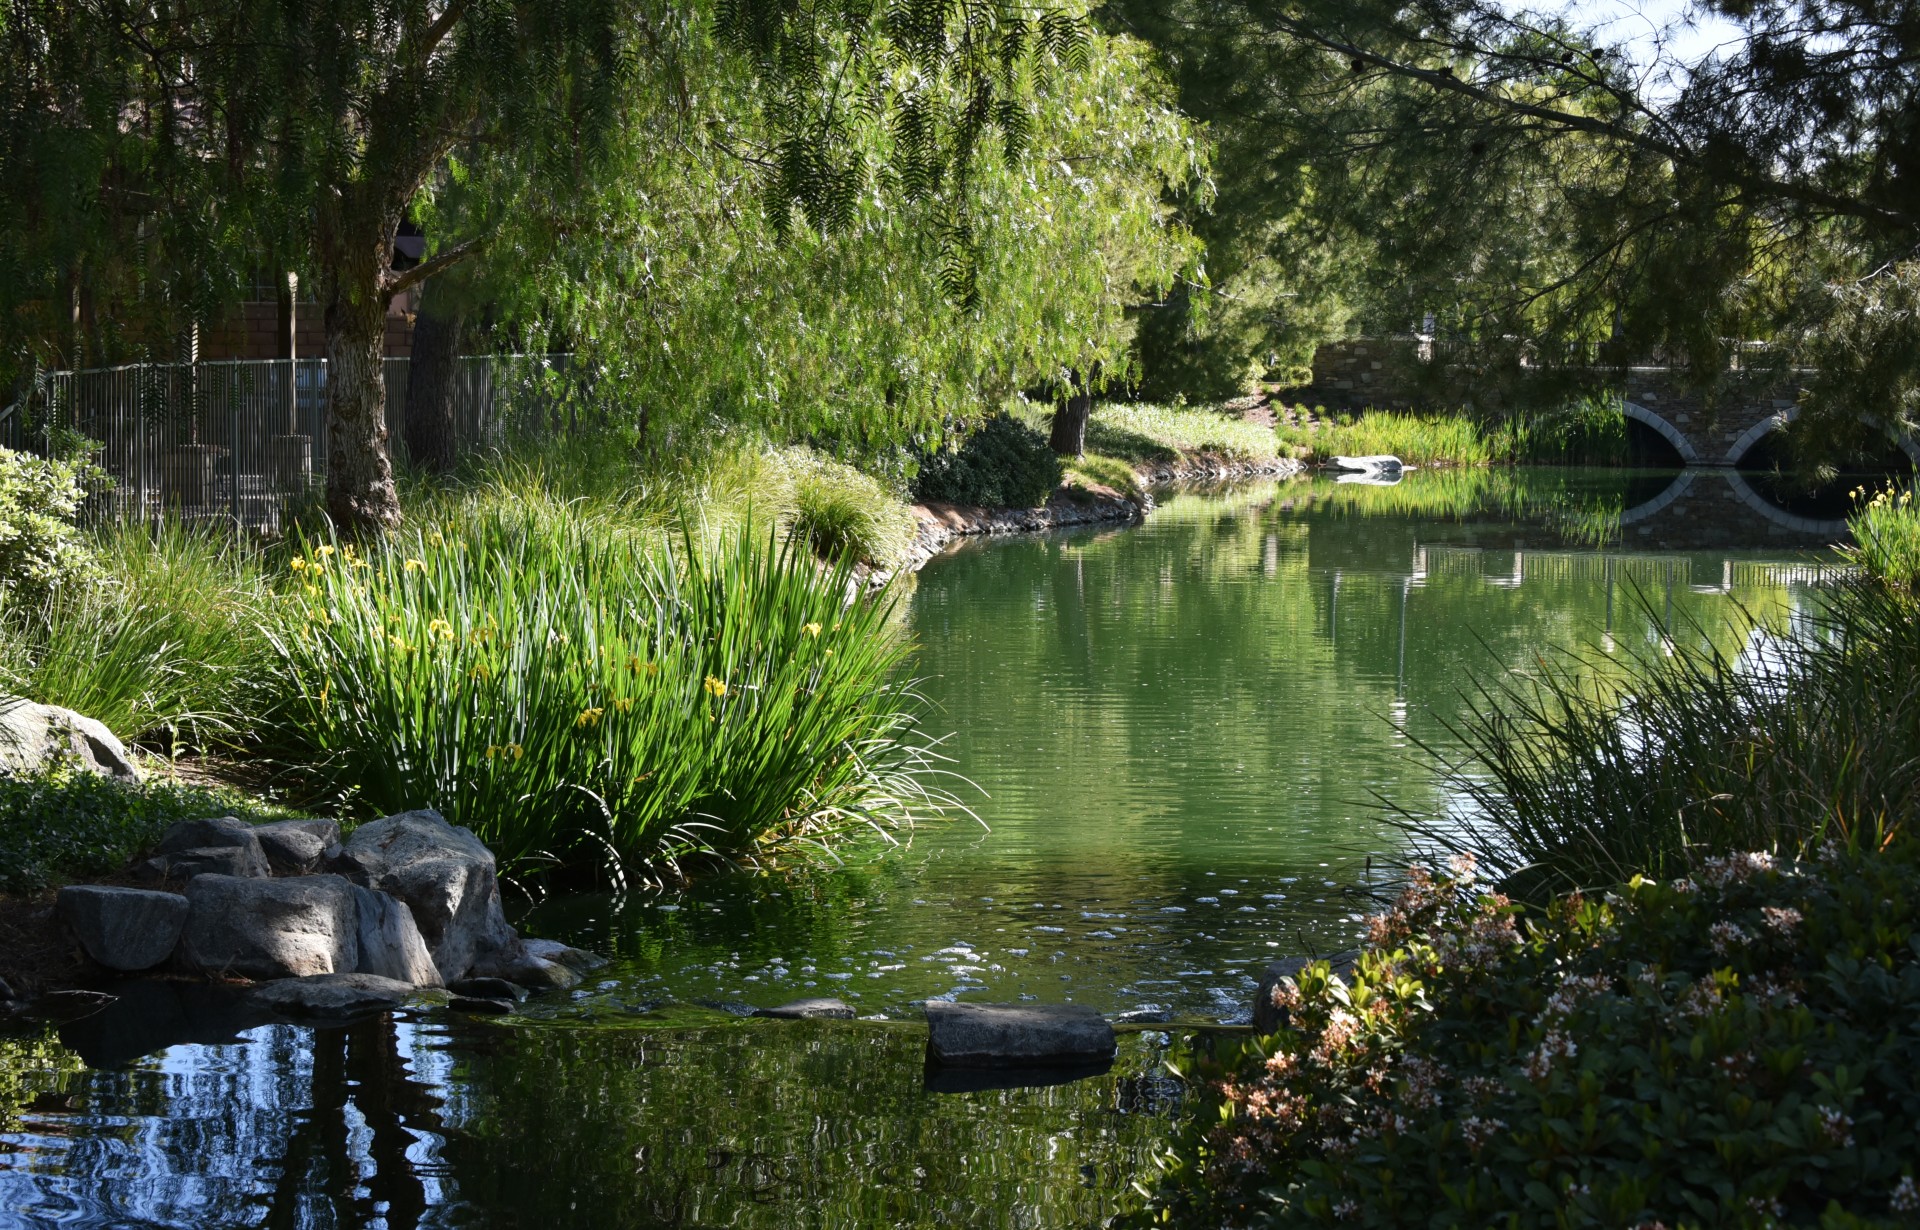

[1142,847,1920,1229]
[264,511,960,877]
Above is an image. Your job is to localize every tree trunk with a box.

[1050,366,1096,457]
[324,284,402,533]
[403,283,465,474]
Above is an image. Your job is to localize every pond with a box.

[0,468,1843,1228]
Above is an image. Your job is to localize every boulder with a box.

[179,874,359,979]
[338,810,516,982]
[520,938,605,973]
[137,842,271,885]
[251,973,416,1020]
[155,816,256,854]
[0,698,140,781]
[252,821,339,876]
[56,885,189,972]
[756,997,855,1020]
[1252,951,1360,1034]
[922,1001,1116,1069]
[350,886,442,987]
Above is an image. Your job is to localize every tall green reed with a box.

[1396,579,1920,896]
[264,509,962,878]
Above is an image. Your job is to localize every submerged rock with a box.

[922,1001,1116,1069]
[469,940,581,991]
[338,810,515,982]
[180,873,360,979]
[0,698,140,780]
[447,976,525,1001]
[756,997,856,1020]
[57,885,189,972]
[251,972,417,1020]
[449,995,515,1015]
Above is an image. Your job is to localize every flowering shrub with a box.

[1140,849,1920,1228]
[265,512,962,876]
[0,447,96,599]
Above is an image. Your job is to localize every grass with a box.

[0,520,273,747]
[263,510,964,880]
[1277,399,1632,468]
[1063,454,1146,503]
[1395,577,1920,898]
[1085,402,1284,466]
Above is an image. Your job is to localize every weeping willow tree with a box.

[429,14,1204,467]
[0,0,1133,531]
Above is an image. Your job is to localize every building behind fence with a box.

[0,354,572,532]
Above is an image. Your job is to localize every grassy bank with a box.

[1276,399,1631,467]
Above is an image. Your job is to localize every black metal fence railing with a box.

[0,354,572,532]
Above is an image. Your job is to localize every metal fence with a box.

[0,354,572,532]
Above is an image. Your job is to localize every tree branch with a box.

[383,234,485,298]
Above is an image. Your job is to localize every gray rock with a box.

[1113,1008,1174,1024]
[180,874,359,979]
[155,816,256,854]
[253,826,330,875]
[923,1001,1116,1068]
[520,937,605,973]
[350,886,443,987]
[138,841,272,885]
[1252,951,1360,1034]
[756,997,856,1020]
[56,885,189,972]
[0,697,140,780]
[338,810,516,982]
[446,976,525,1001]
[467,939,581,991]
[252,973,415,1020]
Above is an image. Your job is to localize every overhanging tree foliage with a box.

[0,0,1103,531]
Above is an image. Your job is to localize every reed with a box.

[1396,578,1920,896]
[1845,485,1920,589]
[263,509,962,879]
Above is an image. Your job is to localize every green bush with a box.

[0,447,96,599]
[264,512,962,877]
[913,415,1062,508]
[776,449,917,568]
[1143,849,1920,1228]
[0,764,304,894]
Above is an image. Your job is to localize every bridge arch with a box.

[1722,469,1851,538]
[1618,469,1696,526]
[1723,406,1920,468]
[1622,401,1700,465]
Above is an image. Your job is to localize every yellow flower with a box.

[703,675,727,698]
[303,583,320,598]
[802,621,822,638]
[576,707,605,728]
[316,544,335,557]
[428,531,446,548]
[404,558,426,573]
[351,557,370,570]
[428,618,455,641]
[470,624,495,644]
[614,697,634,713]
[289,558,307,572]
[470,663,493,681]
[486,742,525,761]
[389,635,411,653]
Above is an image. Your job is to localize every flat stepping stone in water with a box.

[447,977,526,1001]
[756,997,855,1020]
[922,1001,1116,1069]
[252,973,418,1020]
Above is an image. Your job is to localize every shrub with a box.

[0,520,273,743]
[913,415,1062,508]
[264,512,962,877]
[1142,849,1920,1228]
[776,449,917,568]
[0,764,304,894]
[0,447,96,599]
[1395,579,1920,897]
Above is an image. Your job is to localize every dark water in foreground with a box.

[0,469,1842,1227]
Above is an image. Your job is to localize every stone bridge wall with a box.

[1294,339,1805,467]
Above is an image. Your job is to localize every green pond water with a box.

[0,469,1842,1228]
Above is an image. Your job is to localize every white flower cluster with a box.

[1697,851,1778,889]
